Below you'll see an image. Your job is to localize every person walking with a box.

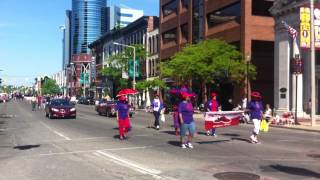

[37,95,42,110]
[31,94,37,111]
[116,95,131,140]
[172,104,180,136]
[248,92,264,144]
[205,92,219,137]
[179,92,196,149]
[151,94,163,130]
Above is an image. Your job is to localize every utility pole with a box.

[310,0,316,126]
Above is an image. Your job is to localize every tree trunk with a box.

[202,81,207,104]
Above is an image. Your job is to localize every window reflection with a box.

[163,28,177,44]
[163,0,177,17]
[207,1,241,28]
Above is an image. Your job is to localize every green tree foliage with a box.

[161,39,256,84]
[100,44,147,95]
[41,78,61,95]
[135,78,167,91]
[161,39,256,102]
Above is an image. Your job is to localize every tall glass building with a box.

[72,0,107,54]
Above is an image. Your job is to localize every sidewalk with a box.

[193,112,320,133]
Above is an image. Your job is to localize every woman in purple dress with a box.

[248,92,264,144]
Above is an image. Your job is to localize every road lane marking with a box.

[53,131,71,141]
[95,150,167,179]
[38,146,152,156]
[40,121,71,141]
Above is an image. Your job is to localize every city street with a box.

[0,101,319,180]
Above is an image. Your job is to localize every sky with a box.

[0,0,159,86]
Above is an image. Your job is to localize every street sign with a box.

[128,59,140,78]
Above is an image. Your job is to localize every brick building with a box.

[89,16,159,100]
[160,0,275,106]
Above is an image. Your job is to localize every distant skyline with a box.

[0,0,159,86]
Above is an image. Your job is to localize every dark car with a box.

[95,99,134,117]
[45,99,76,119]
[78,96,95,105]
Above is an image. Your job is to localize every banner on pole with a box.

[204,111,243,129]
[300,7,311,49]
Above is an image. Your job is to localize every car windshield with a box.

[51,99,71,106]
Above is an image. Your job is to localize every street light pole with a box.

[113,42,136,90]
[310,0,316,126]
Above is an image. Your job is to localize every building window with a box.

[182,0,189,9]
[252,0,273,17]
[181,23,188,41]
[162,28,177,44]
[117,12,133,17]
[163,0,177,17]
[207,1,241,28]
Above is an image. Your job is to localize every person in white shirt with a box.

[151,94,163,130]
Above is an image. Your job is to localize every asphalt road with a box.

[0,100,319,180]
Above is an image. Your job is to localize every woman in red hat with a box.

[116,95,131,140]
[247,91,264,144]
[205,92,219,136]
[178,92,196,149]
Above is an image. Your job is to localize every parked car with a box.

[78,96,95,105]
[95,99,134,117]
[45,99,76,119]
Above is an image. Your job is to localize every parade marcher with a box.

[37,95,42,110]
[172,104,180,136]
[248,92,264,144]
[151,94,163,130]
[116,95,131,140]
[205,92,219,137]
[179,92,196,149]
[31,95,37,111]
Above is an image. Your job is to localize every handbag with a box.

[260,119,269,132]
[160,113,166,122]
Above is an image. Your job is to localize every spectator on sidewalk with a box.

[247,92,264,144]
[264,104,272,124]
[179,92,196,149]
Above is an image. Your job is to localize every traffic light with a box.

[128,59,140,78]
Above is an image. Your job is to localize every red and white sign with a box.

[204,111,243,130]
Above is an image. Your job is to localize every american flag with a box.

[282,21,298,39]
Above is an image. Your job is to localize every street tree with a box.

[41,78,61,95]
[161,39,256,102]
[100,44,147,96]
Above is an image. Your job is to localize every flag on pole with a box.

[282,21,298,39]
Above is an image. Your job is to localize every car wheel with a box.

[129,114,132,118]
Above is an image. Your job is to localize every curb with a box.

[268,124,320,133]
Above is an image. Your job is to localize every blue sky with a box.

[0,0,159,86]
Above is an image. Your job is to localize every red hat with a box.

[181,92,195,99]
[118,95,127,101]
[211,92,217,97]
[251,91,262,99]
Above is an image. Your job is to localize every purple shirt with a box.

[116,101,129,120]
[178,101,194,124]
[248,101,263,120]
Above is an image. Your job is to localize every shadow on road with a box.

[13,145,40,150]
[261,164,320,179]
[220,133,240,137]
[231,137,251,143]
[168,140,181,147]
[196,140,230,144]
[161,130,177,136]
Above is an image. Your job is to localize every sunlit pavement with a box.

[0,101,319,180]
